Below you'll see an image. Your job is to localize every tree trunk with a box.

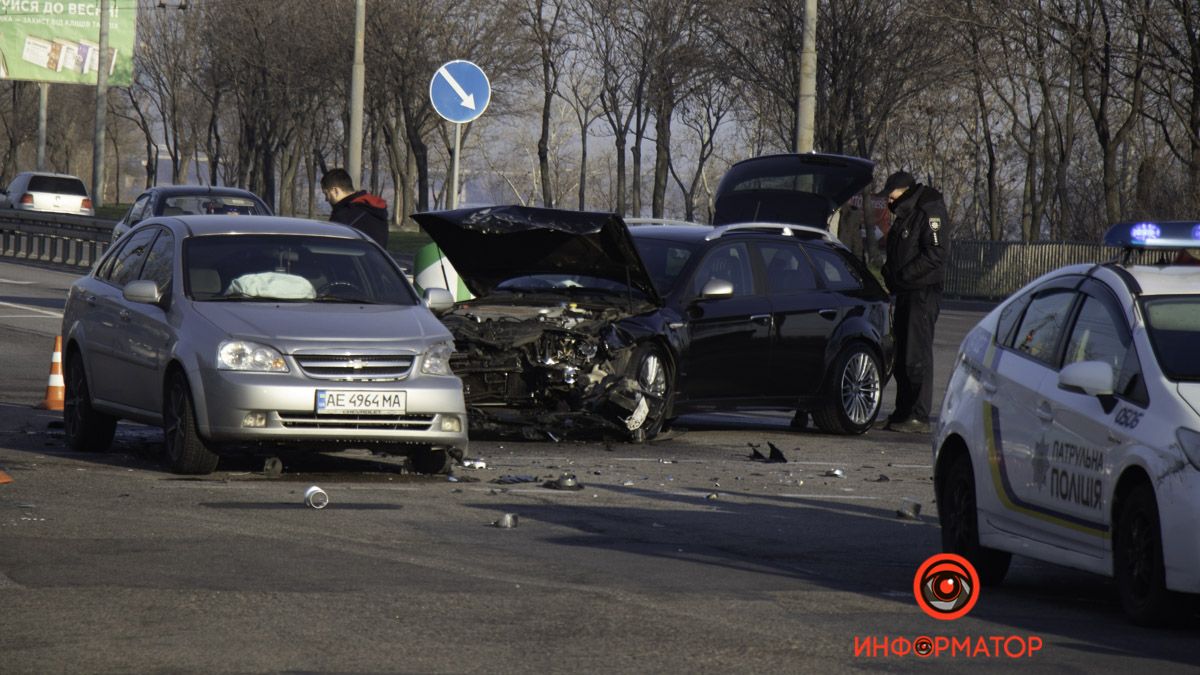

[652,101,671,218]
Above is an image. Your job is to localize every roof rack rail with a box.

[625,217,708,227]
[704,222,834,242]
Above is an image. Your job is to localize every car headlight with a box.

[217,340,288,372]
[421,341,455,375]
[1178,428,1200,471]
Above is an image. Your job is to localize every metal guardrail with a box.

[945,239,1181,299]
[0,210,115,269]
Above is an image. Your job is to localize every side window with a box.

[107,229,159,287]
[806,246,862,291]
[996,292,1033,347]
[1011,290,1076,365]
[95,239,128,280]
[758,242,818,294]
[1064,294,1148,405]
[691,242,754,297]
[127,195,152,224]
[139,229,174,291]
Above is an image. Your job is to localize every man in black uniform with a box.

[321,168,390,249]
[878,171,949,434]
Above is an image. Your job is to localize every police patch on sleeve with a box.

[929,217,941,246]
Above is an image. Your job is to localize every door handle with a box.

[981,381,998,394]
[818,309,838,320]
[1036,402,1054,422]
[1107,430,1122,444]
[750,314,771,324]
[118,309,131,322]
[85,294,96,306]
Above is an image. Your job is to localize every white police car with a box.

[934,221,1200,625]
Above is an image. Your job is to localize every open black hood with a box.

[713,153,875,228]
[412,205,660,302]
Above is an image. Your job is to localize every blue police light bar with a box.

[1103,221,1200,248]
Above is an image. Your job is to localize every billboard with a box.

[0,1,136,87]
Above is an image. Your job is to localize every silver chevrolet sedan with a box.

[61,215,468,475]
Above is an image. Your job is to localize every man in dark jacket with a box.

[321,168,389,249]
[878,171,950,433]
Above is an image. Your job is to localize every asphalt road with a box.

[0,259,1196,673]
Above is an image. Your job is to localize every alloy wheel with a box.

[840,352,881,425]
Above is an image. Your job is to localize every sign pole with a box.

[36,83,48,171]
[92,0,111,207]
[348,0,365,186]
[451,123,461,209]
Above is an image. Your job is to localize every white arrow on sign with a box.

[437,65,476,110]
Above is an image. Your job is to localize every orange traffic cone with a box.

[37,336,65,411]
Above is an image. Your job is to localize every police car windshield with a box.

[1142,297,1200,380]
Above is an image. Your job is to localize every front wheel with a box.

[812,343,882,435]
[627,344,673,443]
[1114,484,1191,626]
[162,373,220,475]
[939,453,1011,585]
[410,446,452,475]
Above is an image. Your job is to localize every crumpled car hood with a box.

[712,153,875,227]
[412,205,661,303]
[196,302,450,353]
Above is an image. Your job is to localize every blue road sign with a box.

[429,60,491,124]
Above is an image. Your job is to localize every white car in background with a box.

[0,171,94,216]
[934,220,1200,625]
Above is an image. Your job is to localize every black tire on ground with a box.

[812,343,883,435]
[1114,483,1192,626]
[162,372,220,475]
[939,452,1012,585]
[410,446,452,475]
[63,350,116,453]
[790,410,809,430]
[627,343,673,443]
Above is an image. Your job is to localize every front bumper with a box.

[193,368,468,451]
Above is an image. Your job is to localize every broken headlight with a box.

[421,341,455,375]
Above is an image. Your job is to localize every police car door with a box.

[1034,279,1141,554]
[986,278,1082,542]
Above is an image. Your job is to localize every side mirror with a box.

[1058,361,1114,397]
[700,278,734,299]
[423,287,455,312]
[123,279,163,306]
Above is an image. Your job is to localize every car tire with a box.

[628,344,673,443]
[812,343,882,435]
[163,372,220,475]
[1114,483,1192,626]
[410,446,452,475]
[939,452,1012,585]
[63,351,116,453]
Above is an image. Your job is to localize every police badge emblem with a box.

[930,217,941,245]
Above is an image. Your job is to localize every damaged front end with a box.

[441,301,665,441]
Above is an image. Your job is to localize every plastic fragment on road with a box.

[767,442,788,463]
[823,469,846,478]
[493,513,519,529]
[304,486,329,509]
[543,473,583,491]
[462,458,487,469]
[492,474,538,485]
[895,500,922,519]
[867,474,890,482]
[0,470,12,485]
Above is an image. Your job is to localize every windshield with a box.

[631,236,697,294]
[163,195,269,216]
[184,234,417,304]
[1142,297,1200,380]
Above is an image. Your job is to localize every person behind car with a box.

[321,168,389,249]
[878,170,950,434]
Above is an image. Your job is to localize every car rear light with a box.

[20,194,33,205]
[82,198,93,210]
